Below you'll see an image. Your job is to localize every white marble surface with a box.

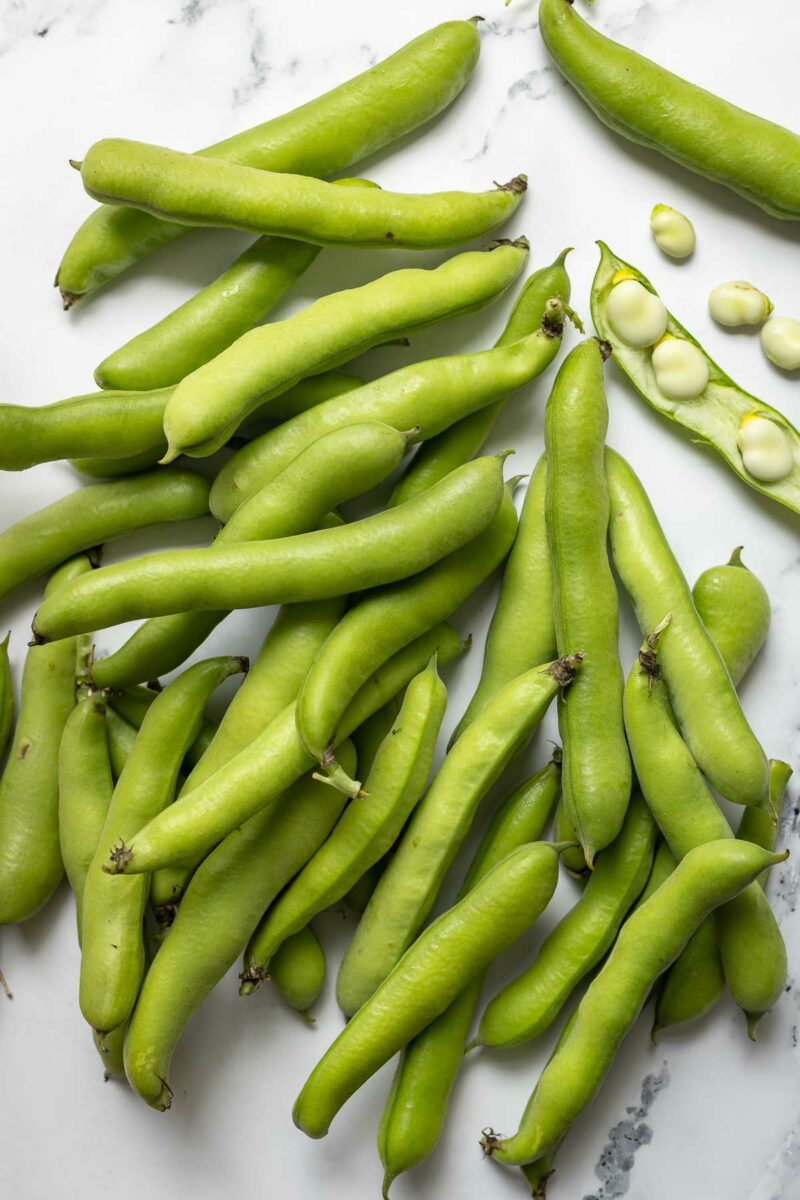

[1,1,799,1197]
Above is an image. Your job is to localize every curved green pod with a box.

[539,0,800,219]
[294,842,562,1140]
[242,658,446,986]
[160,242,529,460]
[653,917,724,1040]
[388,250,572,506]
[476,792,656,1048]
[605,448,769,807]
[57,20,482,302]
[58,692,114,938]
[269,926,327,1022]
[102,624,465,876]
[592,244,800,517]
[211,313,564,521]
[90,431,404,688]
[78,139,526,257]
[546,340,630,865]
[482,840,787,1168]
[0,470,209,607]
[692,547,771,685]
[335,654,581,1018]
[123,747,356,1109]
[452,455,556,739]
[0,557,91,924]
[33,457,505,642]
[378,758,560,1193]
[294,485,518,787]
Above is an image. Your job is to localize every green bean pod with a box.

[94,1024,126,1080]
[161,243,529,460]
[593,245,800,517]
[0,469,209,606]
[294,484,517,789]
[242,657,447,988]
[0,633,13,759]
[72,446,169,480]
[79,656,245,1034]
[482,839,788,1167]
[739,759,793,863]
[104,623,464,876]
[552,799,588,878]
[0,557,91,923]
[539,0,800,220]
[123,745,356,1109]
[378,758,560,1194]
[693,547,771,685]
[344,700,402,913]
[106,686,217,768]
[453,453,555,739]
[606,448,768,806]
[91,431,405,688]
[624,624,786,1029]
[336,654,581,1017]
[58,691,114,938]
[269,926,327,1022]
[105,708,138,779]
[33,456,504,643]
[57,20,482,303]
[653,915,724,1040]
[210,315,564,522]
[389,250,572,506]
[295,841,562,1139]
[78,138,526,256]
[546,340,630,865]
[476,792,656,1049]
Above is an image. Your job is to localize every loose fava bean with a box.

[650,205,695,259]
[452,454,556,739]
[210,305,565,522]
[546,340,631,865]
[57,20,483,304]
[761,316,800,370]
[294,842,562,1140]
[76,138,526,256]
[103,624,464,877]
[482,840,788,1168]
[737,414,795,483]
[538,0,800,220]
[160,243,529,461]
[295,485,517,796]
[651,335,709,400]
[693,546,771,686]
[378,758,561,1194]
[79,657,245,1036]
[389,250,573,507]
[91,428,406,689]
[32,456,505,643]
[475,793,656,1050]
[58,692,114,940]
[624,621,786,1032]
[335,654,582,1018]
[242,658,447,989]
[0,557,92,924]
[709,281,773,328]
[269,927,327,1023]
[605,447,769,807]
[592,243,800,515]
[0,634,13,760]
[0,470,209,606]
[605,275,668,348]
[124,745,357,1110]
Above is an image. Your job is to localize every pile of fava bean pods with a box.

[3,7,799,1197]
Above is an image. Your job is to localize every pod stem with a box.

[104,840,133,875]
[638,614,672,693]
[543,652,584,695]
[494,174,528,194]
[480,1127,503,1157]
[728,545,746,567]
[312,759,365,800]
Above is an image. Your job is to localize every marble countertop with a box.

[1,1,799,1197]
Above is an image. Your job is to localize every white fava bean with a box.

[651,335,710,400]
[607,276,669,348]
[650,205,696,259]
[760,316,800,371]
[737,414,794,482]
[708,281,773,328]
